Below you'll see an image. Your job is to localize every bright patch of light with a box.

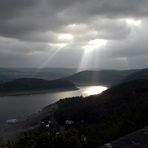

[125,18,142,26]
[48,43,68,48]
[67,24,77,29]
[82,86,108,96]
[66,24,88,31]
[89,39,107,45]
[83,39,107,52]
[58,33,74,41]
[91,30,98,36]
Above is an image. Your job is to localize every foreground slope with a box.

[54,79,148,147]
[101,126,148,148]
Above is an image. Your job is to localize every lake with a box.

[0,86,107,125]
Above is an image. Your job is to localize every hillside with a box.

[124,68,148,82]
[53,79,148,147]
[101,126,148,148]
[65,70,137,86]
[0,78,77,94]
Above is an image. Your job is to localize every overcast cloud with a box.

[0,0,148,70]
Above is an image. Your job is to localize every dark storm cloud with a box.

[0,0,147,40]
[47,0,148,18]
[84,0,148,18]
[0,0,38,19]
[0,0,148,69]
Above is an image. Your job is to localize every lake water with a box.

[0,86,107,124]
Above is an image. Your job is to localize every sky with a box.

[0,0,148,70]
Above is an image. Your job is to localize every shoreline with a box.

[0,103,59,143]
[0,87,79,97]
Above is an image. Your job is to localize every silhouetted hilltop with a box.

[105,78,148,95]
[65,70,137,86]
[0,78,77,93]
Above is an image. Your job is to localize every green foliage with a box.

[8,128,82,148]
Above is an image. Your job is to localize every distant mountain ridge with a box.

[0,68,143,86]
[64,70,138,86]
[0,68,77,84]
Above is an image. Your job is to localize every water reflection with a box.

[0,85,108,124]
[80,86,108,97]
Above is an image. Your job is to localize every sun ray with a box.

[82,39,107,53]
[78,39,107,72]
[77,50,92,72]
[31,47,62,77]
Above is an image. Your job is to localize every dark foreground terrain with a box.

[1,77,148,148]
[101,126,148,148]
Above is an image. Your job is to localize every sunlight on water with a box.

[0,86,107,125]
[81,86,108,97]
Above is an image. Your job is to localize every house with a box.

[45,124,50,128]
[65,120,74,125]
[104,143,112,148]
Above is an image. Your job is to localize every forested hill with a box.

[0,78,77,93]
